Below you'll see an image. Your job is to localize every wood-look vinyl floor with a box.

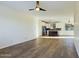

[0,38,78,58]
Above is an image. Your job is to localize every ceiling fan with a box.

[29,1,46,11]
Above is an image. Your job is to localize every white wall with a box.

[35,17,39,38]
[0,5,36,49]
[74,2,79,56]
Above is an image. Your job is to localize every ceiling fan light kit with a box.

[36,7,40,11]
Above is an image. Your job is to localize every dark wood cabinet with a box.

[48,30,58,36]
[42,26,60,36]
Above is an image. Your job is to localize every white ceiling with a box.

[0,1,75,17]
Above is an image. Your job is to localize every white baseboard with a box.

[74,39,79,56]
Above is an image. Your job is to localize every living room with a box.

[0,1,79,58]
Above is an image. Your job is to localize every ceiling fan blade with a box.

[40,8,46,11]
[29,9,34,11]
